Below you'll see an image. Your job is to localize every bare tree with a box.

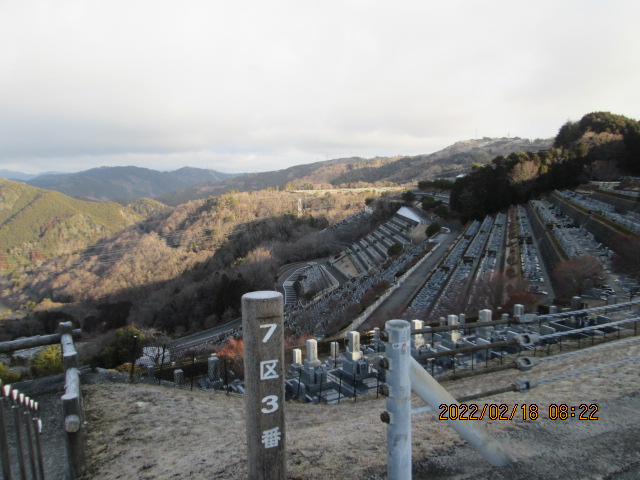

[612,235,640,282]
[503,291,539,312]
[553,255,605,298]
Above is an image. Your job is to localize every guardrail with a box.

[380,319,517,479]
[0,323,85,479]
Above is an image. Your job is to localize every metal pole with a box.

[21,397,37,480]
[409,357,516,467]
[353,371,357,403]
[191,351,195,391]
[32,402,45,480]
[129,335,138,383]
[0,381,13,480]
[242,291,286,480]
[158,344,166,385]
[11,390,27,480]
[383,320,412,480]
[224,359,229,394]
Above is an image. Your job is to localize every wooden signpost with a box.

[242,291,286,480]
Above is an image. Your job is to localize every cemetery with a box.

[123,296,640,411]
[125,186,640,403]
[328,207,425,279]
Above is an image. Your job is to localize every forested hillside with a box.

[1,189,392,339]
[330,137,552,186]
[450,112,640,221]
[0,178,149,272]
[155,157,369,205]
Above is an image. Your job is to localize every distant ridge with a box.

[12,137,553,205]
[0,170,40,181]
[26,166,237,202]
[156,137,553,205]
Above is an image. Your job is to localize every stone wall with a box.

[548,193,630,248]
[591,190,640,214]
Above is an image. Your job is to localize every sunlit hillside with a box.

[0,178,144,272]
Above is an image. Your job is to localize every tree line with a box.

[449,112,640,222]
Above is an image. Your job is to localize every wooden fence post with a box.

[242,291,286,480]
[60,321,86,479]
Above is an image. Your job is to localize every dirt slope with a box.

[79,336,640,479]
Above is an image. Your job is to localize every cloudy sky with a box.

[1,1,639,174]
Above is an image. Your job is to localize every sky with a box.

[1,1,639,175]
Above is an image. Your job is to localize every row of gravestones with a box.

[143,304,546,399]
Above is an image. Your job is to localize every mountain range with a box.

[25,166,237,202]
[2,137,552,205]
[155,137,553,204]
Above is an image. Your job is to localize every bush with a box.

[31,345,63,378]
[91,324,144,369]
[434,205,448,217]
[115,362,144,375]
[216,337,244,380]
[402,190,416,203]
[426,222,441,237]
[387,243,403,257]
[0,361,22,383]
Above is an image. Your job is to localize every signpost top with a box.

[243,291,282,301]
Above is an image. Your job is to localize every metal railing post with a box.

[409,356,516,466]
[11,390,27,480]
[190,351,195,391]
[32,402,45,480]
[129,335,138,383]
[0,381,13,480]
[21,396,37,480]
[158,344,166,385]
[383,320,412,480]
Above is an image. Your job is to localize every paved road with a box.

[169,318,241,349]
[360,225,462,329]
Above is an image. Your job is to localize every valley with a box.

[0,111,638,364]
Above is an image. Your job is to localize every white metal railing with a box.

[381,320,516,479]
[1,381,45,480]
